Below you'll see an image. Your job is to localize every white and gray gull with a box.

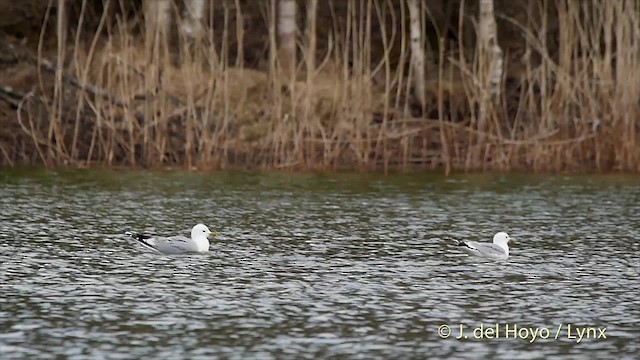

[125,223,216,254]
[454,232,515,260]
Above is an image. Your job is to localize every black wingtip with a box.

[125,231,151,242]
[455,240,471,248]
[125,230,159,252]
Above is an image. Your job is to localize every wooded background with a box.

[0,0,638,172]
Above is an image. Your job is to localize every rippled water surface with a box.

[1,169,639,359]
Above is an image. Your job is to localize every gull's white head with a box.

[190,223,216,252]
[191,223,215,241]
[493,232,515,247]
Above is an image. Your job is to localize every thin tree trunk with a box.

[305,0,317,164]
[407,0,425,110]
[278,0,297,80]
[51,0,68,164]
[305,0,317,116]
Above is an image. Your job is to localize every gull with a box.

[125,223,216,254]
[453,232,515,260]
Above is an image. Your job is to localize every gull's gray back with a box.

[466,241,507,256]
[152,236,200,254]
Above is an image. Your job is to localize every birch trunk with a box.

[145,0,171,60]
[473,0,503,169]
[181,0,206,39]
[144,0,171,164]
[145,0,171,44]
[479,0,503,99]
[278,0,297,80]
[407,0,426,110]
[305,0,317,119]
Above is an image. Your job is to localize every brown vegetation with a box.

[0,0,638,173]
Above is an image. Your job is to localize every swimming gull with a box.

[453,232,515,260]
[125,223,216,254]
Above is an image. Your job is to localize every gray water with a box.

[1,169,639,359]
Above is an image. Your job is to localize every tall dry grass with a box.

[6,0,639,172]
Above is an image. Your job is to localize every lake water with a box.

[0,169,638,359]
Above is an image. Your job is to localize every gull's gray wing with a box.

[147,235,199,254]
[125,231,198,254]
[457,240,507,258]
